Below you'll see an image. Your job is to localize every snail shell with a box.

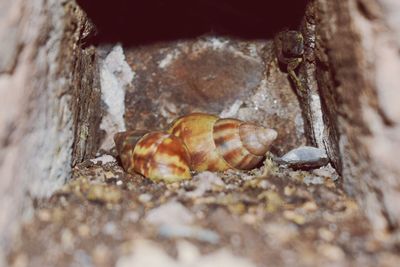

[114,113,277,182]
[168,113,278,172]
[114,130,191,182]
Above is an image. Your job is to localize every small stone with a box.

[61,229,75,250]
[145,201,194,227]
[303,175,324,185]
[263,222,299,244]
[319,244,345,261]
[302,201,318,212]
[117,238,256,267]
[186,171,224,197]
[318,228,335,242]
[324,178,336,189]
[86,184,122,204]
[277,146,329,170]
[37,209,51,222]
[177,241,201,263]
[103,222,118,236]
[104,171,117,180]
[116,239,176,267]
[138,193,152,203]
[158,225,220,244]
[228,203,246,215]
[312,164,338,179]
[124,211,140,222]
[241,214,257,224]
[283,210,306,225]
[77,224,91,238]
[259,191,283,213]
[73,250,92,267]
[92,244,112,266]
[90,154,116,165]
[284,185,296,196]
[258,180,270,189]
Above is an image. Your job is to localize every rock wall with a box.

[0,0,97,263]
[313,0,400,231]
[121,37,306,156]
[2,1,400,264]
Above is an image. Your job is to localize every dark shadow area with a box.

[77,0,308,46]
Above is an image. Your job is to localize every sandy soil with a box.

[7,155,400,267]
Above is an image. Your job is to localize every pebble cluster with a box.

[7,155,400,267]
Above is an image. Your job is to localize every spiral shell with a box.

[114,113,277,182]
[114,130,191,182]
[168,113,278,172]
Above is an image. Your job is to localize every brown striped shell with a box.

[168,113,278,172]
[114,130,191,182]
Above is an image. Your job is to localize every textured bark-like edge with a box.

[298,3,327,150]
[66,3,102,166]
[300,1,343,173]
[71,47,102,165]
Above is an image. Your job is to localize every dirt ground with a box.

[7,154,400,267]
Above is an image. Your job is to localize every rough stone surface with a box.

[98,45,134,151]
[7,156,400,267]
[3,0,400,265]
[0,0,95,264]
[313,0,400,231]
[123,37,306,155]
